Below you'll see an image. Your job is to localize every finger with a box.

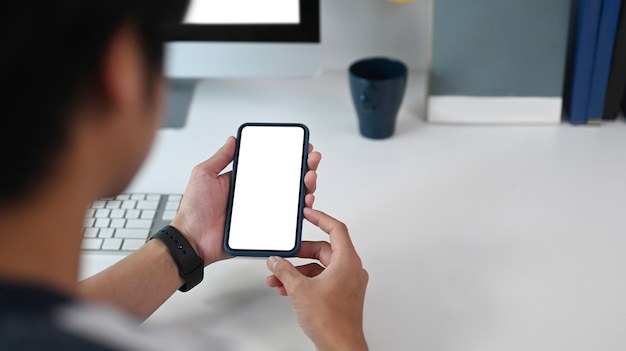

[307,151,321,172]
[266,262,324,288]
[304,170,317,194]
[305,193,315,208]
[198,136,236,175]
[304,207,355,252]
[308,143,314,154]
[297,241,332,266]
[266,275,282,288]
[266,275,288,296]
[266,256,303,290]
[266,263,324,297]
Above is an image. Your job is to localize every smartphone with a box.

[223,123,310,257]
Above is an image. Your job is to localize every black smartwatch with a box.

[150,225,204,292]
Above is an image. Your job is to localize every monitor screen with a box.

[184,0,300,24]
[162,0,319,43]
[160,0,321,128]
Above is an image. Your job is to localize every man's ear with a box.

[98,24,144,117]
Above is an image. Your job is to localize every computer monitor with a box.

[160,0,321,128]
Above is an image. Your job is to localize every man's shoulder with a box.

[0,281,117,351]
[0,280,232,351]
[0,312,118,351]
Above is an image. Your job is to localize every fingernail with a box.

[268,256,280,270]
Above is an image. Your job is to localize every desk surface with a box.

[133,72,626,350]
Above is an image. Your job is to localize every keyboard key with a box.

[82,238,103,250]
[115,194,131,201]
[85,209,95,218]
[98,228,115,238]
[102,238,123,250]
[131,194,145,200]
[110,209,125,218]
[122,239,146,251]
[84,218,95,227]
[110,219,126,228]
[162,210,177,221]
[94,218,111,228]
[146,194,161,201]
[105,200,122,209]
[165,201,180,211]
[121,200,137,210]
[125,210,141,219]
[140,210,156,220]
[83,228,99,238]
[115,228,150,239]
[92,201,106,209]
[126,219,152,229]
[95,209,111,218]
[168,195,182,202]
[137,201,159,210]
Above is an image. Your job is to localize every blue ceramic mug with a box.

[349,57,408,139]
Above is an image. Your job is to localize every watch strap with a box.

[150,225,204,292]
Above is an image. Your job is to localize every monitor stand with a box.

[161,78,197,129]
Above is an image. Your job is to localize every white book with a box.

[426,0,572,125]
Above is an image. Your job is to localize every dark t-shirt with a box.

[0,281,227,351]
[0,282,117,350]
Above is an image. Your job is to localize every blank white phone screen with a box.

[227,126,306,251]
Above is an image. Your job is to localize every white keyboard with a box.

[82,193,182,253]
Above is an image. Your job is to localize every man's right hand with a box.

[266,208,369,351]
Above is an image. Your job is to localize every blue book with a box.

[603,0,626,119]
[587,0,623,124]
[566,0,603,125]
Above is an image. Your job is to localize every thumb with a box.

[267,256,302,288]
[201,136,236,175]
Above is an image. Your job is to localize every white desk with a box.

[131,72,626,350]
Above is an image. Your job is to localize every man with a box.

[0,1,369,350]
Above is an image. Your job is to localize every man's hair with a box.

[0,0,188,205]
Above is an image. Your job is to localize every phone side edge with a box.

[222,125,246,256]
